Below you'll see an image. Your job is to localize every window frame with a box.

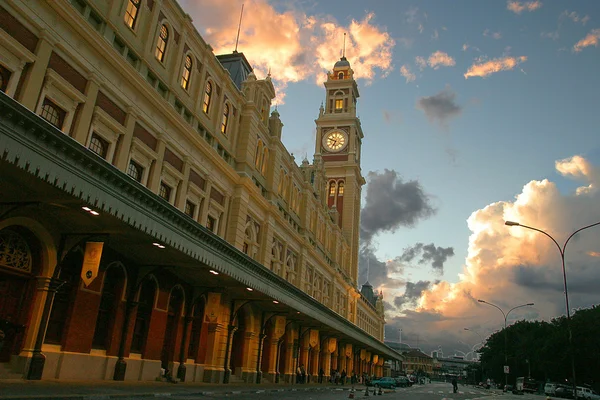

[221,103,229,134]
[159,181,173,202]
[127,159,144,182]
[202,81,212,114]
[155,24,169,62]
[88,133,109,159]
[40,98,66,129]
[124,0,141,30]
[181,55,192,90]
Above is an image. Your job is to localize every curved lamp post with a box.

[465,328,485,381]
[505,220,600,399]
[477,299,534,388]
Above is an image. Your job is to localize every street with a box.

[134,382,539,400]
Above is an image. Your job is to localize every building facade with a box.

[0,0,395,383]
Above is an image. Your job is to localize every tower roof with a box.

[334,56,350,69]
[216,51,253,90]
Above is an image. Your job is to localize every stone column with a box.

[114,108,137,171]
[5,61,26,98]
[320,347,331,383]
[175,158,191,210]
[72,74,100,145]
[19,33,55,110]
[309,347,319,382]
[148,136,166,193]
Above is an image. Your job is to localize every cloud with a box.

[180,0,395,102]
[415,56,427,71]
[560,11,590,26]
[464,55,527,79]
[507,1,542,14]
[388,155,600,355]
[400,243,455,274]
[400,65,416,83]
[360,169,436,245]
[483,29,502,39]
[541,31,559,41]
[416,88,462,128]
[394,280,432,308]
[462,44,481,53]
[573,29,600,53]
[427,51,456,69]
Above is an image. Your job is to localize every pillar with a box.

[114,107,137,171]
[148,136,166,193]
[19,34,54,110]
[72,75,100,145]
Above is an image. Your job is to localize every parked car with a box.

[504,384,514,393]
[546,383,559,396]
[394,376,410,387]
[370,377,397,389]
[576,386,600,400]
[556,385,574,399]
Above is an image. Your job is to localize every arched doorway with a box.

[161,286,184,373]
[0,227,41,362]
[229,306,248,380]
[91,264,126,353]
[188,296,206,363]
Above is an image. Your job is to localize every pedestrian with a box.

[341,370,347,385]
[296,365,301,383]
[452,377,458,393]
[300,364,306,384]
[0,329,5,352]
[318,367,324,384]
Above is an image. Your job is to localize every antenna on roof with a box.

[234,3,244,53]
[342,32,346,59]
[367,255,370,282]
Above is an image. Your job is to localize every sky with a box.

[179,0,600,356]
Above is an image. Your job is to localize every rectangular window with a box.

[335,99,343,111]
[88,10,104,32]
[113,36,126,55]
[184,201,196,218]
[126,160,143,182]
[159,182,172,202]
[0,64,11,92]
[206,215,216,232]
[40,98,66,129]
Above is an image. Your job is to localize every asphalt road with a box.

[136,382,536,400]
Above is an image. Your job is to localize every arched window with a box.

[338,71,344,80]
[221,104,230,134]
[124,0,140,29]
[202,81,212,114]
[337,181,344,196]
[181,55,192,90]
[155,24,168,62]
[131,279,156,353]
[261,148,269,175]
[92,266,125,349]
[329,181,336,196]
[255,140,263,168]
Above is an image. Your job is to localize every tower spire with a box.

[342,32,347,59]
[234,3,244,53]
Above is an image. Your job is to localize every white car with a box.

[576,387,600,400]
[545,383,559,396]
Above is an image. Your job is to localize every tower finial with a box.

[234,3,244,53]
[342,32,346,59]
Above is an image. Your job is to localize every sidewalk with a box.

[0,379,359,400]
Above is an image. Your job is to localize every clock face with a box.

[324,131,347,152]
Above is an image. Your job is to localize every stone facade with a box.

[0,0,390,383]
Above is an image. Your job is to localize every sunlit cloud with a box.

[428,51,456,69]
[383,155,600,353]
[507,1,542,14]
[464,55,527,79]
[400,65,416,83]
[180,0,395,103]
[483,29,502,39]
[415,56,427,71]
[573,29,600,53]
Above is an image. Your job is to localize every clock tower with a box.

[315,56,365,283]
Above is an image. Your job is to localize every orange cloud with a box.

[556,155,599,194]
[507,1,542,14]
[464,56,527,79]
[400,65,416,83]
[573,29,600,53]
[181,0,395,103]
[427,51,456,69]
[386,156,600,351]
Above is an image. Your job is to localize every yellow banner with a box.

[309,329,319,348]
[81,242,103,287]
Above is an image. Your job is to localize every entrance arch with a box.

[0,226,43,362]
[161,286,185,372]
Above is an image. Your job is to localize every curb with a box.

[0,385,361,399]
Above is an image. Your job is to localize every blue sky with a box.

[186,0,600,351]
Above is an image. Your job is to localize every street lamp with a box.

[477,299,534,388]
[505,220,600,399]
[465,328,485,382]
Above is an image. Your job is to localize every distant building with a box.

[432,354,476,380]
